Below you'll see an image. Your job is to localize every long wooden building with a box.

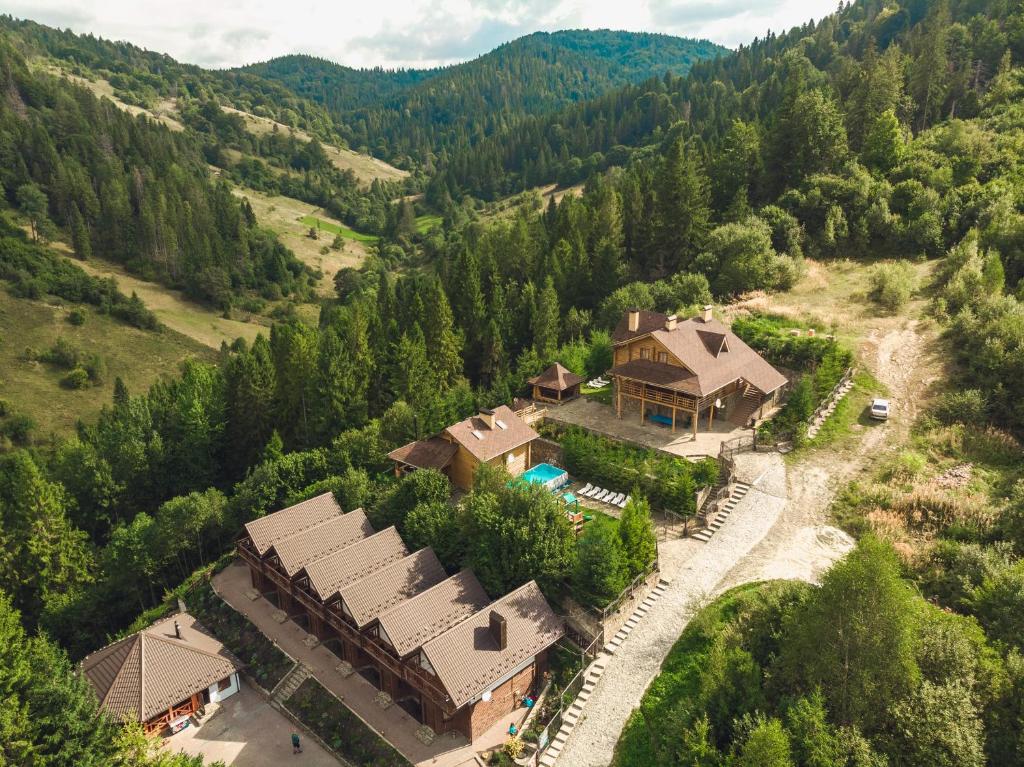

[237,492,563,741]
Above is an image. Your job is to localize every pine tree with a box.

[619,496,657,578]
[70,204,92,260]
[909,1,951,131]
[652,136,710,275]
[532,276,560,362]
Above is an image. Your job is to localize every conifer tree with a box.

[652,136,710,275]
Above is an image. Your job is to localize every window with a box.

[657,352,668,363]
[639,347,651,360]
[217,676,232,692]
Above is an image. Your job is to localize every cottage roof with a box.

[608,358,702,396]
[81,613,242,724]
[304,527,408,601]
[387,437,459,471]
[612,311,788,396]
[421,581,563,708]
[443,405,538,463]
[377,570,490,658]
[243,492,343,556]
[338,549,448,629]
[527,363,584,392]
[273,509,374,578]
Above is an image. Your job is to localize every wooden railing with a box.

[617,379,696,410]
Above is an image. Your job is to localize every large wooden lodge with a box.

[610,306,788,434]
[237,492,563,741]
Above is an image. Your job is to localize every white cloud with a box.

[0,0,838,69]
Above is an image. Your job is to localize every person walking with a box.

[291,732,302,754]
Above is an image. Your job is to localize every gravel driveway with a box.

[556,452,789,767]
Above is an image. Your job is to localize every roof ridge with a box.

[137,634,146,721]
[380,569,484,618]
[143,632,241,667]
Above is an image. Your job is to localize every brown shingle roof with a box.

[527,363,584,391]
[443,405,538,463]
[338,549,448,629]
[608,358,702,396]
[612,311,788,396]
[243,492,343,556]
[304,527,408,601]
[387,437,458,471]
[273,509,375,577]
[81,613,242,723]
[377,570,490,657]
[421,581,563,708]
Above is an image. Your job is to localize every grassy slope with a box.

[0,290,214,436]
[612,582,774,767]
[233,188,367,295]
[67,253,266,348]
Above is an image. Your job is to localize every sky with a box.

[0,0,839,70]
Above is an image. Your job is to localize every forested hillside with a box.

[0,38,313,307]
[434,0,1024,200]
[247,30,727,164]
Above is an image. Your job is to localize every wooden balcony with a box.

[617,378,697,410]
[236,541,262,570]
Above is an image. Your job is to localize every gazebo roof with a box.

[527,362,584,391]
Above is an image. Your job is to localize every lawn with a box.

[301,214,380,243]
[0,289,214,437]
[286,678,411,767]
[415,214,442,234]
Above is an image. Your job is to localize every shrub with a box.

[930,390,988,425]
[869,262,917,311]
[1,413,35,444]
[66,309,86,325]
[40,337,81,369]
[0,398,10,417]
[60,367,91,389]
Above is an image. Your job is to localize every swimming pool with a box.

[521,462,569,491]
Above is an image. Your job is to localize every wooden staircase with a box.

[693,482,751,543]
[729,385,763,426]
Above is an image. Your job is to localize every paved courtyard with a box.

[544,396,759,458]
[171,683,338,767]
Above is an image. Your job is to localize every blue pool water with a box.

[522,462,569,488]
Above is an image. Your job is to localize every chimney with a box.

[489,610,507,651]
[479,407,496,429]
[173,620,182,640]
[627,308,640,332]
[702,305,713,323]
[664,314,677,332]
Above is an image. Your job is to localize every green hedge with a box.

[559,427,717,514]
[759,345,854,444]
[286,678,412,767]
[731,314,837,368]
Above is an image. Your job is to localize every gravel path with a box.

[556,452,788,767]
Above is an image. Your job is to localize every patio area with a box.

[172,683,339,767]
[211,561,529,767]
[544,396,764,458]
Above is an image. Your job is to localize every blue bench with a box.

[648,413,673,426]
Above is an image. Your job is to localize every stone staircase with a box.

[270,662,312,704]
[538,655,608,767]
[806,377,855,439]
[693,481,751,543]
[603,578,670,656]
[729,385,763,426]
[538,579,671,766]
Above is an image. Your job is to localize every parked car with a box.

[869,398,891,420]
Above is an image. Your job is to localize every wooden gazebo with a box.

[527,363,584,404]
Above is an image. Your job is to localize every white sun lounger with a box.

[578,483,593,496]
[608,493,625,506]
[616,495,630,508]
[594,489,610,501]
[582,485,600,498]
